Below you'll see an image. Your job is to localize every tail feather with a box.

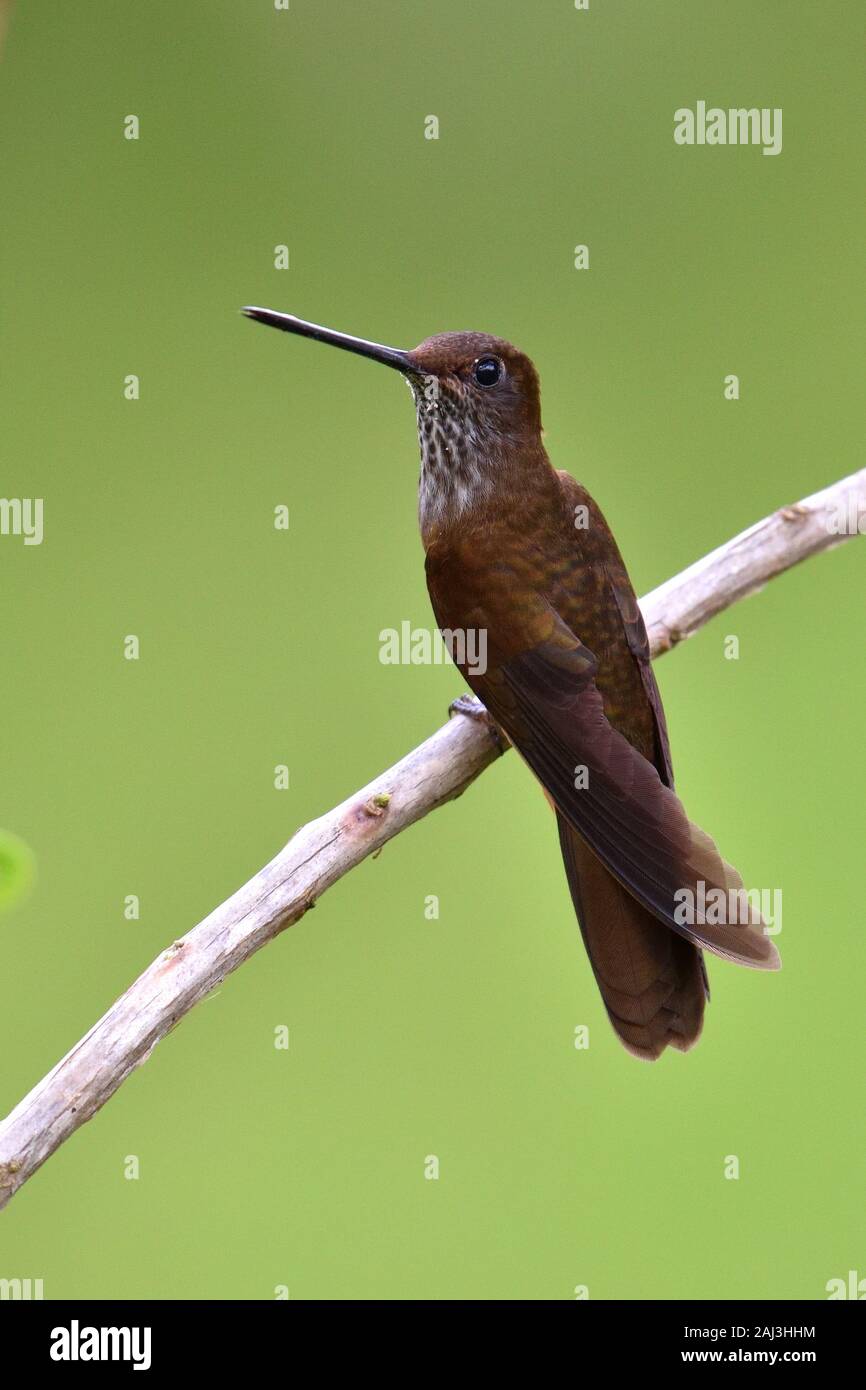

[557,813,706,1061]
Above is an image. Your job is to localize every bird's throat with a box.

[413,384,496,544]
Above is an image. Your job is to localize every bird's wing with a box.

[554,468,676,787]
[605,560,676,788]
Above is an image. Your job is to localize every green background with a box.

[1,0,863,1301]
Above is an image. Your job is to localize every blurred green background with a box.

[1,0,863,1301]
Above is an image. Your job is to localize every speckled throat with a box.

[411,375,497,539]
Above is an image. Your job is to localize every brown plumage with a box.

[243,308,781,1060]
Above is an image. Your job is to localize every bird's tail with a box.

[557,813,707,1061]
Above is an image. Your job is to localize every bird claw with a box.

[448,694,509,754]
[448,693,486,720]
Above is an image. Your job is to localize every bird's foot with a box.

[448,693,509,754]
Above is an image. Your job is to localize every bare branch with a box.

[643,469,866,654]
[2,468,864,1209]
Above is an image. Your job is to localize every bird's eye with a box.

[473,356,502,387]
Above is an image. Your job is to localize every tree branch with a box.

[2,468,864,1209]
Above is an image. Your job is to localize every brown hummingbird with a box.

[243,307,780,1060]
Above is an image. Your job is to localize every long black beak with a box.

[242,307,412,373]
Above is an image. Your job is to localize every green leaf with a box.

[0,830,36,912]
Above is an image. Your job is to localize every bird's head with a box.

[243,308,546,534]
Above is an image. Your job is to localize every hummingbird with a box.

[243,307,780,1060]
